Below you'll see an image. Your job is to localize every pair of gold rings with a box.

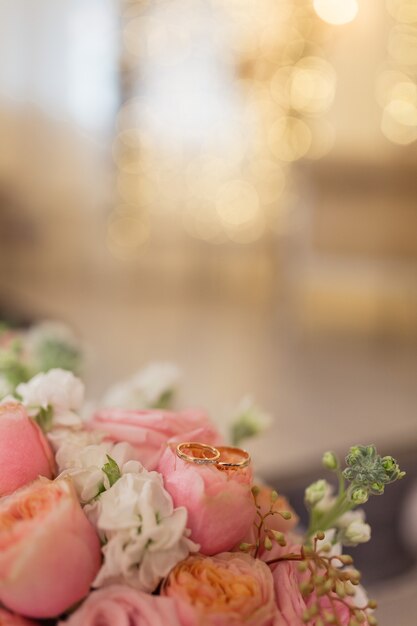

[176,442,251,470]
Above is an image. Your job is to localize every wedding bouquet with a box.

[0,368,405,626]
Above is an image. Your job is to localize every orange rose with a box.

[162,553,277,626]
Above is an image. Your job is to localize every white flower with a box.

[101,362,181,410]
[305,479,334,508]
[26,321,80,353]
[58,441,140,504]
[229,395,272,445]
[16,368,84,428]
[47,427,102,456]
[336,510,371,546]
[85,471,198,592]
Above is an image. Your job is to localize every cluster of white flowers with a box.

[57,440,139,503]
[305,480,371,546]
[15,368,85,429]
[101,362,181,410]
[85,470,198,593]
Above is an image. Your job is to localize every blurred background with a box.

[0,0,416,621]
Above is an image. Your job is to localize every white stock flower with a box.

[58,441,140,503]
[305,479,334,508]
[336,509,371,546]
[16,368,84,428]
[86,471,198,593]
[101,362,181,410]
[230,395,272,445]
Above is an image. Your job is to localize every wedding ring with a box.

[176,442,220,465]
[215,446,251,470]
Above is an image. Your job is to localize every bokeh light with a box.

[313,0,358,26]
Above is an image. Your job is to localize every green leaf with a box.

[102,455,121,487]
[34,406,54,433]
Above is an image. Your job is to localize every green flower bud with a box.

[305,479,329,507]
[370,482,385,495]
[322,451,339,471]
[350,487,369,505]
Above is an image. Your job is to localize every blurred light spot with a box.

[381,102,417,144]
[388,25,417,66]
[386,0,417,24]
[290,56,336,114]
[375,70,413,107]
[216,180,260,226]
[313,0,358,25]
[268,116,312,162]
[247,159,286,204]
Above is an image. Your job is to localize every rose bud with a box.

[0,403,55,496]
[162,552,278,626]
[157,445,256,554]
[0,609,38,626]
[0,478,101,618]
[89,408,221,470]
[58,585,182,626]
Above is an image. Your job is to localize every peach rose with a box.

[89,408,221,470]
[59,585,182,626]
[163,552,278,626]
[0,478,101,618]
[0,403,55,496]
[158,445,256,554]
[0,609,38,626]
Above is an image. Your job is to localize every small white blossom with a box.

[58,441,140,503]
[336,510,371,546]
[229,395,272,446]
[305,479,333,508]
[86,471,198,592]
[101,362,181,410]
[16,368,84,428]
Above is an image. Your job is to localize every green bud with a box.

[278,510,292,520]
[272,530,286,546]
[350,487,369,505]
[322,451,339,471]
[239,542,253,552]
[370,482,385,495]
[264,536,273,550]
[305,479,329,507]
[251,485,260,498]
[270,490,279,503]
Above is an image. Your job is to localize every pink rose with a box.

[0,478,101,618]
[157,446,256,554]
[0,403,55,496]
[163,552,278,626]
[59,585,182,626]
[89,408,221,470]
[0,609,38,626]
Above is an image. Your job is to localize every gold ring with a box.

[215,446,251,470]
[176,442,220,465]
